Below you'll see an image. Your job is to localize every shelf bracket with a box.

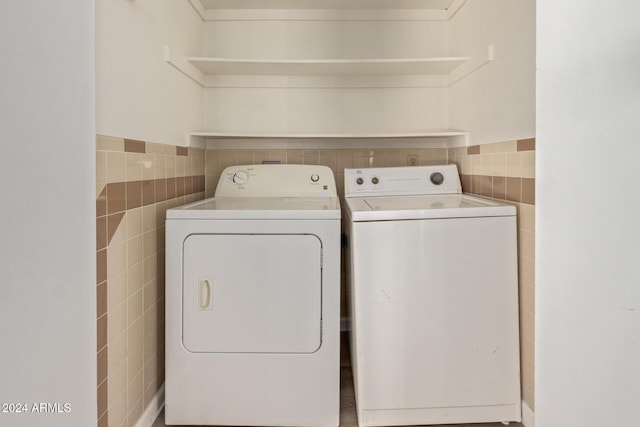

[448,44,494,86]
[164,45,205,87]
[446,0,468,20]
[187,0,206,20]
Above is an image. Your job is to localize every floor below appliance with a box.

[153,335,524,427]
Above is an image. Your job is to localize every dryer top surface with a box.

[167,196,340,220]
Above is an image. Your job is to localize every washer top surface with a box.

[346,193,514,221]
[344,165,514,221]
[167,164,340,220]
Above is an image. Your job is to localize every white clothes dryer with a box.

[344,165,521,426]
[165,164,340,426]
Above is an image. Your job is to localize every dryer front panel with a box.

[182,233,322,354]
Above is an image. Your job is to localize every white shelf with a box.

[187,56,469,76]
[187,130,468,149]
[188,0,467,21]
[178,0,476,148]
[190,130,466,139]
[166,44,491,87]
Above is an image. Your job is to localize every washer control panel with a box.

[345,165,462,197]
[216,164,337,198]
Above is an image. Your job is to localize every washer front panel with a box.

[345,210,521,425]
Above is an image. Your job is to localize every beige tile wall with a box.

[448,138,536,410]
[101,142,534,419]
[96,135,205,427]
[204,143,535,411]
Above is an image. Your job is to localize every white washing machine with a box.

[165,164,341,426]
[344,165,521,426]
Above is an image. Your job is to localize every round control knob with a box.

[356,177,364,185]
[232,170,249,185]
[311,174,320,182]
[430,172,444,185]
[371,177,380,185]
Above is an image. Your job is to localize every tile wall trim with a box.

[461,174,535,204]
[98,176,205,216]
[124,139,146,153]
[465,138,534,155]
[96,135,206,427]
[517,138,536,152]
[467,145,481,155]
[453,138,536,205]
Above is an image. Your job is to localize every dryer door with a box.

[182,233,322,354]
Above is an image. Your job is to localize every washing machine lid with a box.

[347,194,515,222]
[167,196,341,220]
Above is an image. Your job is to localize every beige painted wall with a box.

[96,0,203,145]
[449,0,536,145]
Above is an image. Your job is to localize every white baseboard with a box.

[521,400,535,427]
[133,384,165,427]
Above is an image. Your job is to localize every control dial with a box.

[232,170,249,185]
[371,177,380,185]
[311,174,320,182]
[430,172,444,185]
[356,177,364,185]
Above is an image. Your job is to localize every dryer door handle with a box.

[198,277,213,311]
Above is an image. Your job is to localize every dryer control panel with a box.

[216,164,337,198]
[344,165,462,197]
